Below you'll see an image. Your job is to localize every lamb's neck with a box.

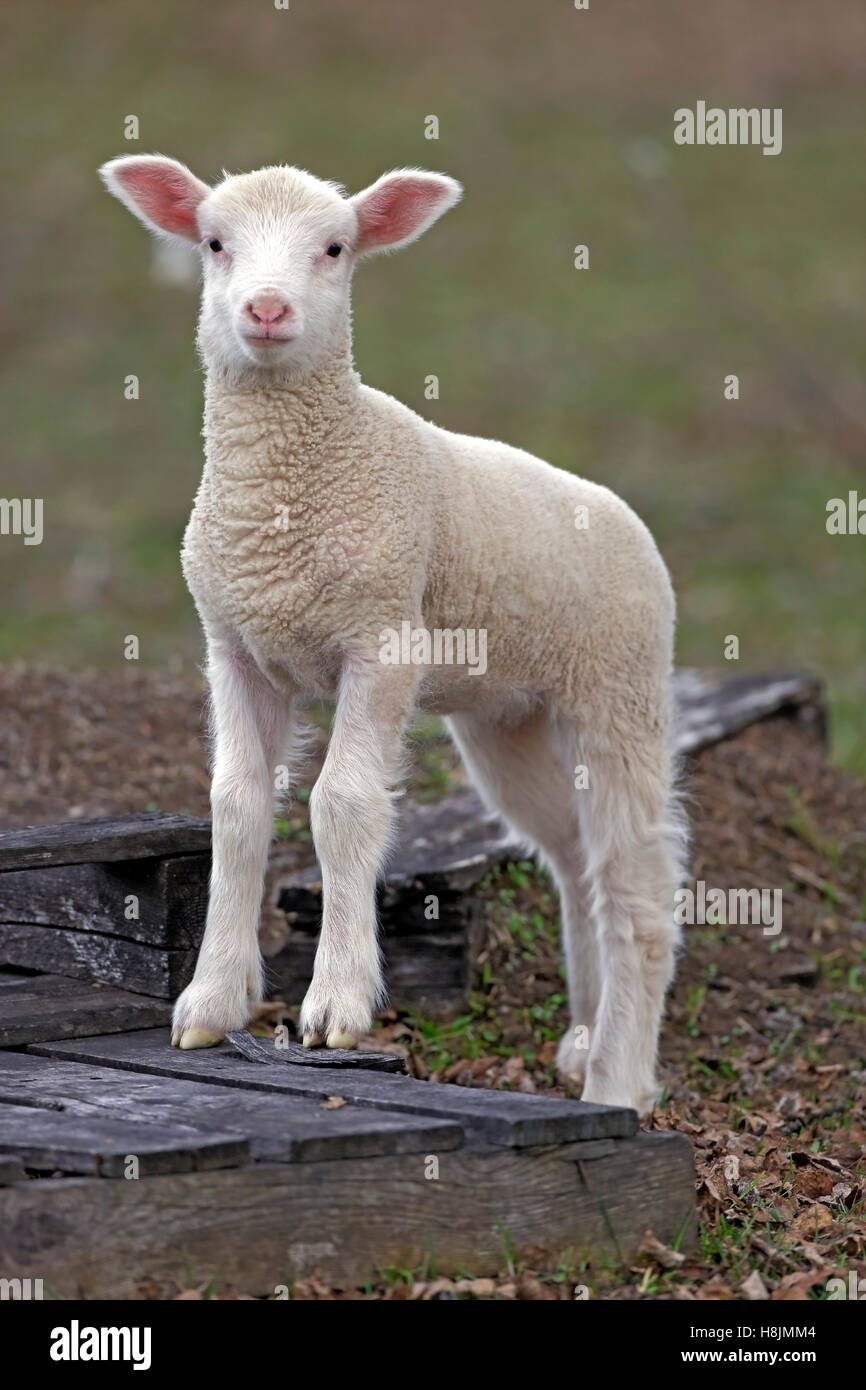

[203,343,361,482]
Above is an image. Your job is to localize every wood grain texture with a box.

[0,812,211,872]
[673,669,824,754]
[0,1052,462,1164]
[0,1100,248,1177]
[33,1030,638,1147]
[0,855,208,947]
[0,923,195,998]
[0,1154,24,1186]
[0,1130,695,1296]
[225,1029,406,1073]
[0,972,171,1047]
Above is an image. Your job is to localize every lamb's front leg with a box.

[172,638,291,1050]
[300,662,416,1049]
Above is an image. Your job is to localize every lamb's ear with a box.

[99,155,211,241]
[350,169,462,256]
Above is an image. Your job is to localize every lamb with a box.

[100,153,686,1114]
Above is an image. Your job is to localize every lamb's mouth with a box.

[242,334,297,348]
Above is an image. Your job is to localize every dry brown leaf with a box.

[639,1230,686,1270]
[792,1203,834,1240]
[411,1278,455,1300]
[696,1279,736,1300]
[741,1269,770,1300]
[794,1167,834,1200]
[516,1276,555,1300]
[771,1270,828,1300]
[453,1278,497,1297]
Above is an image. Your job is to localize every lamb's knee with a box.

[211,766,273,850]
[310,773,392,869]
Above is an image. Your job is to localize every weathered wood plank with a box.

[0,1154,24,1186]
[0,972,171,1047]
[267,918,481,1016]
[673,669,824,754]
[0,812,211,873]
[0,923,195,998]
[0,855,208,947]
[33,1030,638,1147]
[0,1052,462,1164]
[226,1029,405,1073]
[0,1101,247,1177]
[0,1130,695,1296]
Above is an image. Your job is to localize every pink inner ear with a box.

[116,163,203,238]
[357,177,445,249]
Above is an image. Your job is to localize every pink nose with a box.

[246,293,290,326]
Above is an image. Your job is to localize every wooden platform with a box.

[0,670,821,1294]
[0,973,695,1296]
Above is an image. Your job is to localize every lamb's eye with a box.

[208,239,223,253]
[326,243,342,258]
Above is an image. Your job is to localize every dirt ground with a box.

[0,665,864,1299]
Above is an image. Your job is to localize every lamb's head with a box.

[99,155,462,384]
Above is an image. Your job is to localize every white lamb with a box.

[100,154,685,1114]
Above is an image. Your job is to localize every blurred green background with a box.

[1,0,864,768]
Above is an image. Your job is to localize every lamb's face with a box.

[196,168,356,380]
[100,155,462,385]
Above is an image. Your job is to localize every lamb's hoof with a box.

[556,1066,586,1097]
[299,977,375,1053]
[173,1026,224,1050]
[555,1030,587,1094]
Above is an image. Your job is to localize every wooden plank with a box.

[226,1030,405,1073]
[0,855,208,948]
[268,919,480,1017]
[673,669,824,754]
[33,1030,638,1147]
[0,972,171,1047]
[0,1052,462,1164]
[0,1154,24,1186]
[384,785,509,886]
[0,923,194,998]
[0,812,211,873]
[0,1130,695,1296]
[0,1100,247,1177]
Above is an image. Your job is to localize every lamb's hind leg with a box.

[172,636,291,1050]
[446,708,599,1092]
[571,714,685,1115]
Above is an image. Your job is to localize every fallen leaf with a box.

[792,1204,834,1240]
[639,1230,686,1269]
[741,1269,769,1301]
[794,1167,834,1200]
[453,1278,497,1297]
